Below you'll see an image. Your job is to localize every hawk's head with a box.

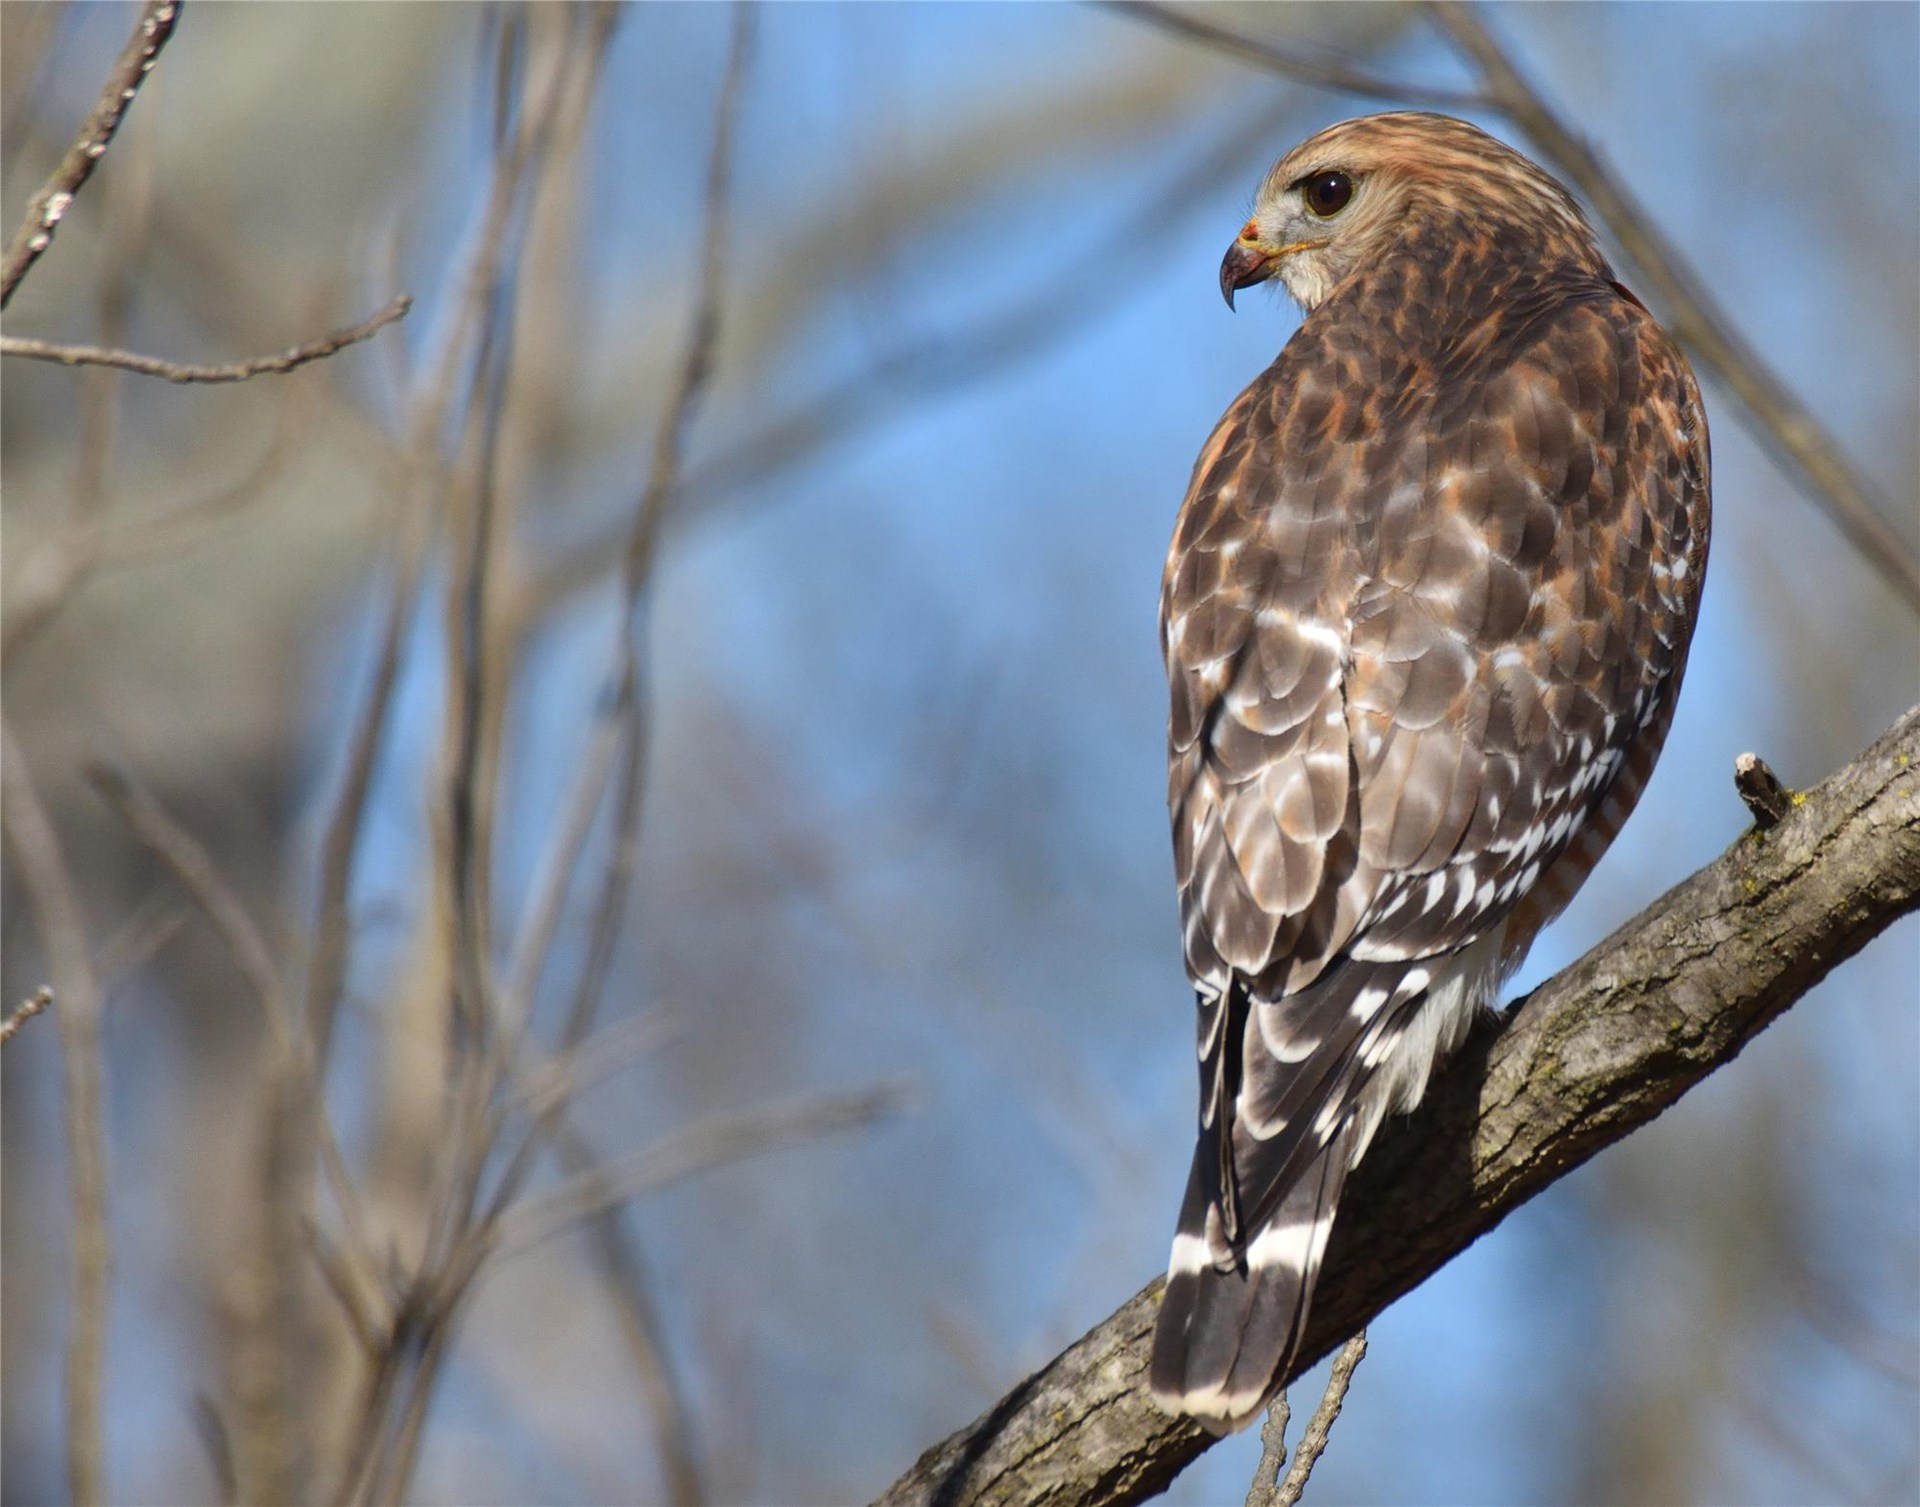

[1221,111,1602,313]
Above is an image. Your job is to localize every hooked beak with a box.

[1218,223,1323,310]
[1220,233,1277,311]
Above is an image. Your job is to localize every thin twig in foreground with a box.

[2,294,413,383]
[0,986,55,1046]
[1244,1392,1291,1507]
[1,720,110,1505]
[1424,1,1920,614]
[1267,1331,1367,1507]
[0,0,180,306]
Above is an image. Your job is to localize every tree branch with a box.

[1,294,412,383]
[1,720,112,1505]
[875,705,1920,1507]
[0,0,181,307]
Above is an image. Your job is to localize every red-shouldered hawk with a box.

[1150,112,1711,1431]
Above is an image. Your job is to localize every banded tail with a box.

[1149,942,1498,1431]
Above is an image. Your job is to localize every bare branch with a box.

[0,371,308,672]
[1268,1332,1367,1507]
[85,761,292,1044]
[82,761,386,1350]
[521,92,1304,620]
[618,0,754,598]
[1,720,111,1505]
[1,294,413,383]
[0,985,55,1047]
[875,705,1920,1507]
[496,1083,911,1257]
[550,1117,709,1507]
[1105,1,1493,113]
[1244,1394,1290,1507]
[1423,2,1920,614]
[0,0,180,306]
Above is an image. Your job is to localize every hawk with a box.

[1149,112,1710,1430]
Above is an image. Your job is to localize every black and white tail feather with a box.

[1149,933,1503,1432]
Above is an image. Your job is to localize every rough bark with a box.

[876,705,1920,1507]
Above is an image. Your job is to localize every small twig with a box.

[497,1083,909,1256]
[83,760,385,1322]
[1735,753,1795,829]
[483,0,756,1216]
[2,294,413,383]
[0,360,307,673]
[336,21,618,1504]
[0,986,55,1046]
[191,1393,240,1507]
[84,762,292,1044]
[1244,1391,1292,1507]
[0,0,180,306]
[1105,1,1493,113]
[1270,1331,1367,1506]
[551,1116,708,1507]
[304,1216,382,1355]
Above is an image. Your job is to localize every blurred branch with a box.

[1424,2,1920,613]
[876,707,1920,1507]
[1,0,73,173]
[550,1118,708,1507]
[1105,1,1492,112]
[468,19,755,1499]
[1,719,111,1506]
[497,1083,910,1256]
[1245,1331,1368,1507]
[1,293,413,382]
[522,91,1301,618]
[1,334,309,672]
[0,0,179,306]
[0,985,55,1047]
[86,752,389,1482]
[335,18,598,1505]
[85,762,293,1044]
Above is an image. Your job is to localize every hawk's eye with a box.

[1302,171,1354,218]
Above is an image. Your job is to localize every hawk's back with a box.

[1153,225,1709,1428]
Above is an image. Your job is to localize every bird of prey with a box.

[1150,112,1711,1430]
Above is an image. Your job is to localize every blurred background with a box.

[2,3,1915,1504]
